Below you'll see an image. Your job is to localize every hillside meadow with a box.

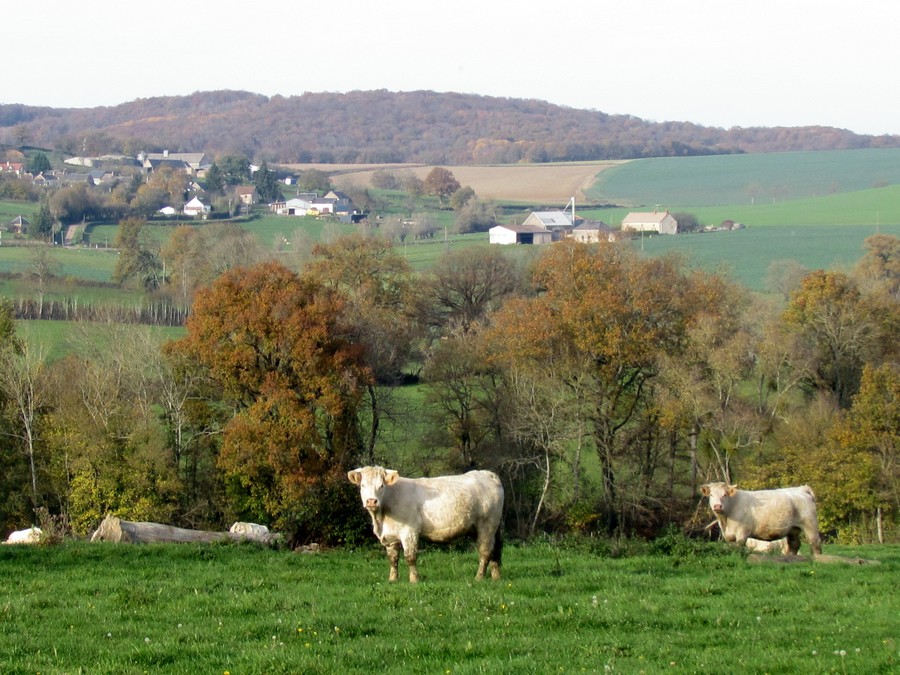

[0,540,896,673]
[2,147,899,352]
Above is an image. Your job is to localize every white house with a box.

[621,210,678,235]
[275,197,313,216]
[489,223,553,245]
[183,197,210,218]
[572,221,618,243]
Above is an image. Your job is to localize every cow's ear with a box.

[699,484,710,496]
[384,470,399,485]
[347,469,362,485]
[727,485,738,496]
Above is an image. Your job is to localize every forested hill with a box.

[2,89,899,165]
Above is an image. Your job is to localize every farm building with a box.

[523,211,574,240]
[571,221,618,243]
[489,223,552,245]
[139,151,210,175]
[622,210,678,235]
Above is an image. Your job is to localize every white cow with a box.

[348,466,504,583]
[3,527,42,545]
[700,482,822,556]
[745,537,789,554]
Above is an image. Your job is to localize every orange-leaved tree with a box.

[171,260,372,543]
[488,241,702,534]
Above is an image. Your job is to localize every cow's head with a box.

[700,482,737,513]
[348,466,399,512]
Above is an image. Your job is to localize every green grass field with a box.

[585,148,900,208]
[0,541,896,673]
[626,223,900,291]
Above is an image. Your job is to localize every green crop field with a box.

[0,541,896,673]
[585,148,900,208]
[626,223,899,291]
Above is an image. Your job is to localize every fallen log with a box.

[90,515,281,546]
[747,554,812,564]
[813,553,881,566]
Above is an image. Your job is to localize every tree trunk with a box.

[90,515,280,546]
[876,506,884,544]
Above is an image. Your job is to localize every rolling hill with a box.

[3,90,899,165]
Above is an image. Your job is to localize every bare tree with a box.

[0,340,49,507]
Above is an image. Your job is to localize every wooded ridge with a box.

[2,90,899,165]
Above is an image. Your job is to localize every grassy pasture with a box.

[15,320,185,362]
[0,199,38,225]
[0,244,119,283]
[0,541,896,673]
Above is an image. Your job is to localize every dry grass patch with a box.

[283,162,623,204]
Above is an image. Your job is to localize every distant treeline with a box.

[2,90,899,165]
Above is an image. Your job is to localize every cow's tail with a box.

[490,528,503,568]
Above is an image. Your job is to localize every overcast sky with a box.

[5,0,898,136]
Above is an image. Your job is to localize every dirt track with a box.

[282,162,623,205]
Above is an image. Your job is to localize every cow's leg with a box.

[401,532,420,583]
[785,530,801,555]
[489,528,503,580]
[386,543,401,582]
[805,526,822,556]
[475,527,500,580]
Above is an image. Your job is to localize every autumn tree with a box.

[449,185,476,211]
[159,221,263,302]
[49,184,100,224]
[305,235,420,462]
[424,167,461,205]
[295,168,332,193]
[371,169,400,190]
[416,245,526,337]
[855,233,899,298]
[422,326,507,474]
[765,259,808,300]
[454,198,500,234]
[488,241,712,534]
[484,299,593,536]
[783,270,885,407]
[112,218,164,291]
[171,261,371,542]
[144,166,188,207]
[217,155,251,185]
[829,363,899,541]
[37,324,184,534]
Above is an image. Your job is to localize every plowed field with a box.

[282,162,623,204]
